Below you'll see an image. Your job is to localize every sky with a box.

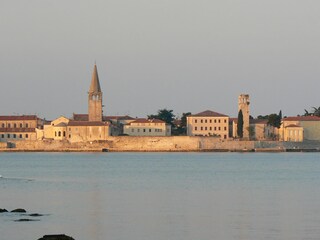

[1,0,320,120]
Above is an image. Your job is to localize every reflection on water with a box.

[0,152,320,240]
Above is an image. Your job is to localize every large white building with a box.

[123,119,171,136]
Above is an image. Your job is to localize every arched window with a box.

[63,131,66,137]
[55,132,57,137]
[1,123,4,128]
[14,123,17,128]
[26,123,29,128]
[25,134,29,138]
[20,123,22,128]
[58,131,61,137]
[8,123,11,128]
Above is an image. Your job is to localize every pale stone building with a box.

[43,116,70,140]
[187,110,229,139]
[279,116,320,141]
[42,64,111,142]
[0,115,44,142]
[231,118,275,140]
[67,121,110,142]
[238,94,250,139]
[123,119,171,136]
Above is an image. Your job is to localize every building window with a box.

[218,120,221,123]
[55,132,57,137]
[224,135,227,139]
[210,120,212,123]
[20,123,23,128]
[138,129,140,132]
[1,134,4,138]
[210,127,212,130]
[69,134,71,138]
[63,131,66,137]
[149,129,152,132]
[205,127,207,130]
[58,131,61,137]
[201,120,203,123]
[26,134,28,138]
[1,123,4,128]
[143,129,146,132]
[19,134,22,138]
[195,119,197,123]
[224,127,227,131]
[14,123,17,128]
[131,129,134,132]
[7,134,10,138]
[195,127,197,131]
[8,124,11,128]
[26,123,29,128]
[201,127,203,131]
[224,119,227,123]
[13,134,16,138]
[214,127,217,131]
[205,119,207,123]
[218,127,221,130]
[214,120,217,123]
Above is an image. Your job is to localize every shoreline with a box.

[0,137,319,153]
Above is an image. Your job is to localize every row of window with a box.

[1,123,31,128]
[194,119,227,124]
[195,126,227,131]
[55,131,66,137]
[0,134,29,139]
[132,123,163,126]
[131,128,163,133]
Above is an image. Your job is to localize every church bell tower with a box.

[88,64,103,122]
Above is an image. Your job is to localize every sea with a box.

[1,152,320,240]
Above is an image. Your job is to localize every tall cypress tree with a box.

[237,110,244,138]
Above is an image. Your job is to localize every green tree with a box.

[148,109,175,125]
[172,112,192,136]
[303,107,320,117]
[312,107,320,117]
[237,110,244,138]
[267,111,282,129]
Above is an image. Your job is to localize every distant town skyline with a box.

[1,0,319,120]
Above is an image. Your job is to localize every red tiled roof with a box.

[285,124,302,128]
[68,121,109,126]
[129,118,165,124]
[73,113,134,122]
[0,128,36,132]
[283,116,320,121]
[0,115,38,121]
[73,114,89,121]
[190,110,228,117]
[105,115,135,121]
[250,119,268,124]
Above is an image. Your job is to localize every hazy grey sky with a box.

[1,0,319,119]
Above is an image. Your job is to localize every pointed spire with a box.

[89,64,101,93]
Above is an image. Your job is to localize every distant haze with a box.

[1,0,319,120]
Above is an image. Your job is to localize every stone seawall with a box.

[0,137,319,152]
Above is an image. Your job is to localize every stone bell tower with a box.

[88,64,103,122]
[238,94,250,139]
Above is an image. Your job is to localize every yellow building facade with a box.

[187,110,229,139]
[280,116,320,141]
[0,115,44,142]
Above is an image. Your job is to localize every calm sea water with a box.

[1,152,320,240]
